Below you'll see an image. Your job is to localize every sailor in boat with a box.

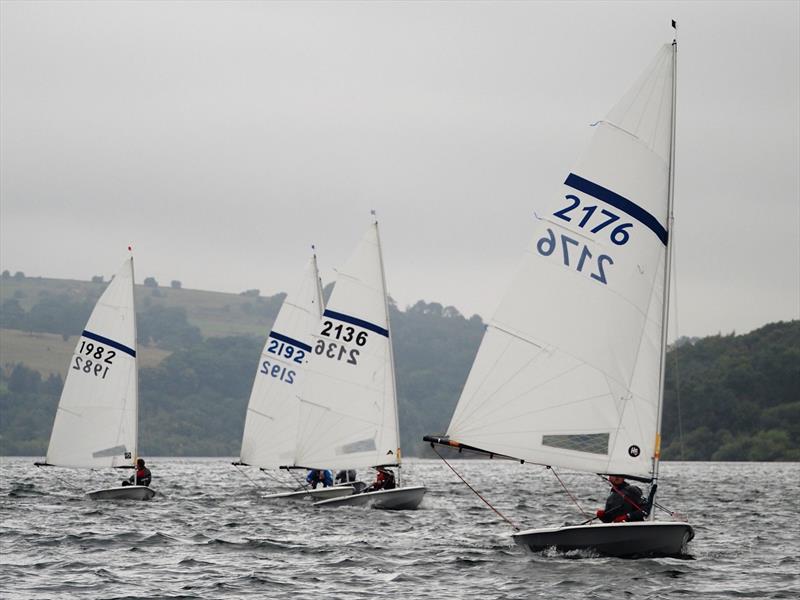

[306,469,333,489]
[595,475,648,523]
[335,469,357,485]
[363,466,396,493]
[121,458,152,487]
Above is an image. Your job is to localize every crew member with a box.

[596,475,647,523]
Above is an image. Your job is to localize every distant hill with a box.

[660,321,799,461]
[1,272,797,460]
[0,272,283,341]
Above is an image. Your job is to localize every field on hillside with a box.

[0,329,172,376]
[0,276,282,375]
[0,276,279,337]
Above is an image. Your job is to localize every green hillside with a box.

[0,273,283,340]
[1,272,797,460]
[660,321,800,461]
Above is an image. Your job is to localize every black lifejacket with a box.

[602,482,645,521]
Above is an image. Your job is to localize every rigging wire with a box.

[286,468,310,492]
[258,467,293,488]
[34,464,82,491]
[548,466,591,519]
[231,463,266,490]
[653,500,681,518]
[431,444,520,531]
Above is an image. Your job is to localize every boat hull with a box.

[262,485,355,501]
[313,486,427,510]
[513,521,694,558]
[86,486,156,501]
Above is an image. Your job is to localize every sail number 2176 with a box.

[536,228,613,285]
[536,194,634,285]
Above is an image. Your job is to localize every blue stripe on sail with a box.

[323,309,389,338]
[564,173,668,246]
[81,330,136,357]
[268,331,312,352]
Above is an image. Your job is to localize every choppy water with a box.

[1,458,798,599]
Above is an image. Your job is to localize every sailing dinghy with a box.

[301,220,426,510]
[35,256,155,501]
[236,250,356,502]
[426,36,693,557]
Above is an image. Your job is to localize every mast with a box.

[311,246,325,316]
[652,26,678,490]
[373,214,402,477]
[129,249,139,471]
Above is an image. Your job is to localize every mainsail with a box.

[45,257,138,469]
[239,253,325,468]
[445,45,676,479]
[293,222,401,471]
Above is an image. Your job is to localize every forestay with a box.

[239,253,325,468]
[46,258,138,469]
[446,45,675,479]
[295,222,400,471]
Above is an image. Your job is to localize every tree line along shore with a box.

[1,272,797,460]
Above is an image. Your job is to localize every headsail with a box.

[239,252,325,468]
[444,45,675,479]
[45,257,138,469]
[294,222,401,471]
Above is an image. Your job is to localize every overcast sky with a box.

[1,1,798,340]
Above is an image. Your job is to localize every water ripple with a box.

[1,458,798,599]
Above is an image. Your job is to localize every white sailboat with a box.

[237,251,355,502]
[301,220,426,510]
[426,36,694,556]
[35,256,155,501]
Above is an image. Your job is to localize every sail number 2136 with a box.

[315,319,367,366]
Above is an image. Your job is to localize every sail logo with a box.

[628,445,641,458]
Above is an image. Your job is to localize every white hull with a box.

[313,485,427,510]
[262,485,355,501]
[512,521,694,558]
[86,486,156,501]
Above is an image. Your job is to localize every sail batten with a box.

[444,45,675,479]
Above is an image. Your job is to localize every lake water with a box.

[1,458,798,599]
